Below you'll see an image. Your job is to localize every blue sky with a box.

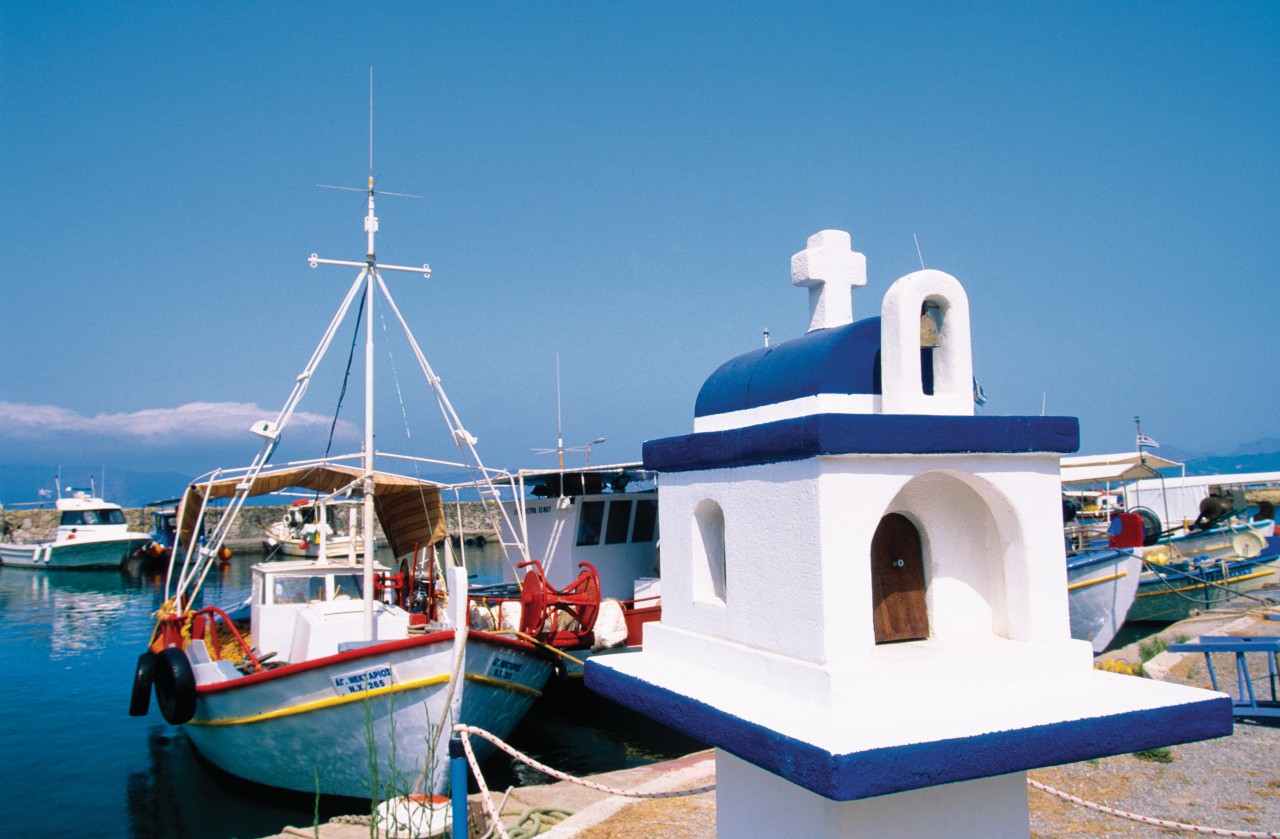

[1,2,1277,501]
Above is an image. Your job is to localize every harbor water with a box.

[0,545,701,837]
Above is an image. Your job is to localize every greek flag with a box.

[1136,433,1160,449]
[972,377,988,407]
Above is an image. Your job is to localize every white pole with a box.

[362,180,378,641]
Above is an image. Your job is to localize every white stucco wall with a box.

[646,451,1070,684]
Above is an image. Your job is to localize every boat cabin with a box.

[54,492,131,542]
[249,559,407,665]
[511,465,659,603]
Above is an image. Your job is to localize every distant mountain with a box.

[1180,451,1280,477]
[8,441,1280,507]
[0,464,192,508]
[1229,438,1280,457]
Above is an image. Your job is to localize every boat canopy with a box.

[1060,452,1183,486]
[177,464,446,557]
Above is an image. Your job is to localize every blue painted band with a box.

[644,413,1080,473]
[585,661,1232,801]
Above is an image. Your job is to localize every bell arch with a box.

[880,270,973,416]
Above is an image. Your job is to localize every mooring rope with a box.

[1028,779,1280,838]
[453,724,1274,838]
[453,724,715,839]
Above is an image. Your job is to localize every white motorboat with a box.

[0,489,151,569]
[128,171,558,802]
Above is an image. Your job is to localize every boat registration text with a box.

[331,663,394,695]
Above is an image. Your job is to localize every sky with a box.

[1,2,1277,502]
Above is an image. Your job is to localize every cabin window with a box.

[330,574,363,598]
[273,576,324,605]
[576,501,605,546]
[269,574,363,604]
[60,508,125,526]
[631,500,658,543]
[605,500,633,544]
[693,500,727,603]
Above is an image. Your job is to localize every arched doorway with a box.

[871,512,929,643]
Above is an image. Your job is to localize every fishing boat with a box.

[127,172,561,801]
[262,497,363,559]
[466,464,663,667]
[1127,522,1279,623]
[1062,451,1279,632]
[1063,524,1144,653]
[0,487,151,569]
[140,499,219,562]
[1060,453,1174,650]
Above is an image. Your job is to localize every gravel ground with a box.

[1028,606,1280,838]
[1027,721,1279,838]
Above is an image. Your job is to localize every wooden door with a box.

[871,513,929,643]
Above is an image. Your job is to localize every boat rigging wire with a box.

[375,301,449,580]
[321,283,367,466]
[164,268,369,606]
[372,271,531,573]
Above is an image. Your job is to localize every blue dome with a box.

[694,317,882,418]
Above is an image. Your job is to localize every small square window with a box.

[576,501,605,546]
[605,500,633,544]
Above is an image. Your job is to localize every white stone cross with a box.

[790,230,867,332]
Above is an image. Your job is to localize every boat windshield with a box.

[271,573,365,604]
[60,508,126,526]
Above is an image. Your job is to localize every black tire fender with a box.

[153,647,197,725]
[129,651,154,717]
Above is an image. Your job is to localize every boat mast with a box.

[362,176,378,640]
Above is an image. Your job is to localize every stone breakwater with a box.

[0,501,496,547]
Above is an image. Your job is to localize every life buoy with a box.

[129,651,154,717]
[153,647,197,724]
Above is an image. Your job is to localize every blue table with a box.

[1168,635,1280,719]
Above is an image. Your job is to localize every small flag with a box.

[1137,433,1160,449]
[972,377,988,407]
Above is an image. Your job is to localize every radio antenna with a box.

[369,67,374,179]
[317,70,422,199]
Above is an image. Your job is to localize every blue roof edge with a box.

[643,414,1080,473]
[585,661,1232,802]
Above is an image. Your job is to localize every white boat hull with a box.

[267,536,364,560]
[0,535,151,569]
[1066,549,1142,653]
[183,629,552,798]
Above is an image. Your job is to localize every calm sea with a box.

[0,547,700,837]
